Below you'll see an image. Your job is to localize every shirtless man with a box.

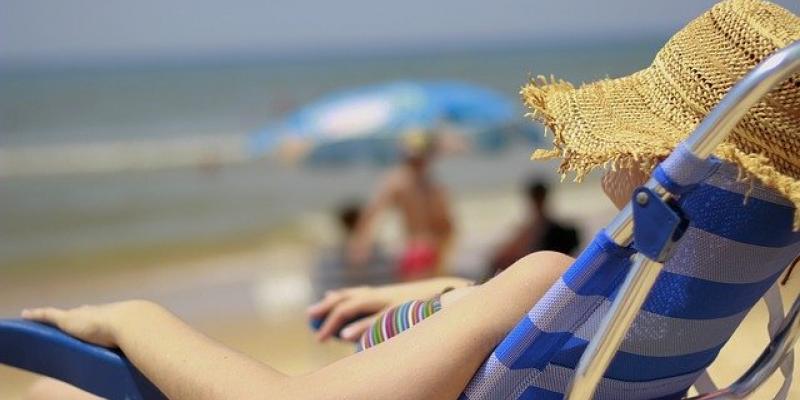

[348,132,453,281]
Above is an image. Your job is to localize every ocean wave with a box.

[0,134,249,177]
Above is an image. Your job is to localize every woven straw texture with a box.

[523,0,800,228]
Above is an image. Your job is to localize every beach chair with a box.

[2,42,800,400]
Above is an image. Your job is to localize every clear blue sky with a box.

[1,0,798,67]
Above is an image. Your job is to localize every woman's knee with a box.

[503,251,573,281]
[483,251,574,314]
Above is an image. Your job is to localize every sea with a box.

[0,39,663,271]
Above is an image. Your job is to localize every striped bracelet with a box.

[358,296,442,351]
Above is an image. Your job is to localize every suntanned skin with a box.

[22,166,647,400]
[349,156,453,271]
[23,251,572,400]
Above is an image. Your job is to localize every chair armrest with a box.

[0,319,165,400]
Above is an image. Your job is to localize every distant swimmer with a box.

[348,131,454,281]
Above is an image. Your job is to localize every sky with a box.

[1,0,798,67]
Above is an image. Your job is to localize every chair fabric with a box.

[461,161,800,400]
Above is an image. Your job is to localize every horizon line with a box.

[0,33,668,75]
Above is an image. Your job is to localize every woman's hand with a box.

[307,277,472,342]
[307,286,391,342]
[21,300,157,348]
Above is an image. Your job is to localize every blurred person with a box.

[487,179,580,277]
[19,2,800,398]
[310,172,643,346]
[348,131,454,281]
[311,202,392,300]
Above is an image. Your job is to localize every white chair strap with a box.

[693,370,718,394]
[691,282,794,399]
[764,283,793,400]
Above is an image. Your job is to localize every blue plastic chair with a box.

[2,42,800,400]
[0,319,165,399]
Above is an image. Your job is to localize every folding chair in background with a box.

[2,41,800,400]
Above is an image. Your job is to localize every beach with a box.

[2,178,798,399]
[3,39,799,399]
[1,40,663,274]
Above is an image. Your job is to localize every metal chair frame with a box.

[566,40,800,400]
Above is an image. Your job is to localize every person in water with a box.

[348,131,454,281]
[20,1,800,398]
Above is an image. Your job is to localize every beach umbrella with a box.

[249,81,538,165]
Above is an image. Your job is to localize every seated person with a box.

[311,202,392,301]
[20,1,800,398]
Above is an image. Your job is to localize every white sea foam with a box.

[0,134,248,178]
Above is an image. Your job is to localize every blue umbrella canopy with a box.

[249,81,536,165]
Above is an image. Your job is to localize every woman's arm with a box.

[308,275,474,341]
[24,251,572,400]
[24,301,290,400]
[297,251,571,400]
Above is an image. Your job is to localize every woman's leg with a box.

[24,377,101,400]
[21,250,573,400]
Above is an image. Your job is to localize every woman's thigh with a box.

[25,377,102,400]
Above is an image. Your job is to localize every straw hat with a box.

[523,0,800,228]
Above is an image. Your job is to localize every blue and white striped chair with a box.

[2,41,800,400]
[459,40,800,400]
[461,156,800,400]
